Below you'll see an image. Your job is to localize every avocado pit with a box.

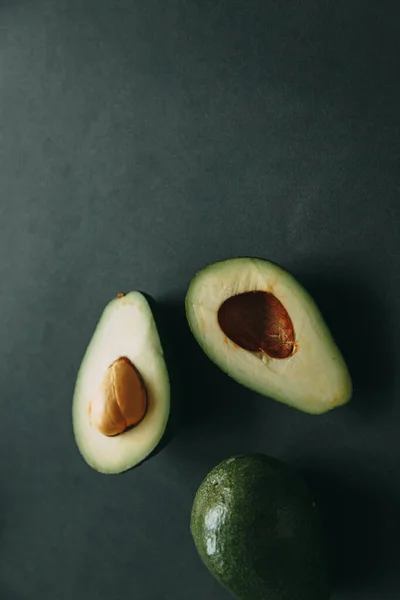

[217,291,295,359]
[90,356,147,436]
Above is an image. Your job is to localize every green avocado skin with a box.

[190,454,330,600]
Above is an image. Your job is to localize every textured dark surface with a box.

[0,2,399,599]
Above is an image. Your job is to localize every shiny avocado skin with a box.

[190,454,330,600]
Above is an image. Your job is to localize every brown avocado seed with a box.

[217,291,295,359]
[90,357,147,436]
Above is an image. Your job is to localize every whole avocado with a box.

[190,454,330,600]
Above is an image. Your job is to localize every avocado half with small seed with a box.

[72,291,170,474]
[185,257,352,414]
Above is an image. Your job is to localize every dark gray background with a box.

[0,1,399,599]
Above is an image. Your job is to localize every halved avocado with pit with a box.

[185,257,352,414]
[72,291,170,474]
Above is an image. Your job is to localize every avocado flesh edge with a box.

[186,258,352,414]
[72,291,170,474]
[190,454,331,600]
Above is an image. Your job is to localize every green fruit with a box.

[72,291,170,474]
[185,257,352,414]
[190,454,330,600]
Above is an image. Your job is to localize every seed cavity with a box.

[90,357,147,436]
[217,291,295,359]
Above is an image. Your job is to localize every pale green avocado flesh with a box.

[185,257,352,414]
[72,291,170,474]
[190,454,331,600]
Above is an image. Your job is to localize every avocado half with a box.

[190,454,330,600]
[185,257,352,414]
[72,291,170,474]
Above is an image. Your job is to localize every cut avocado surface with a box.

[190,453,330,600]
[72,291,170,474]
[185,257,352,414]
